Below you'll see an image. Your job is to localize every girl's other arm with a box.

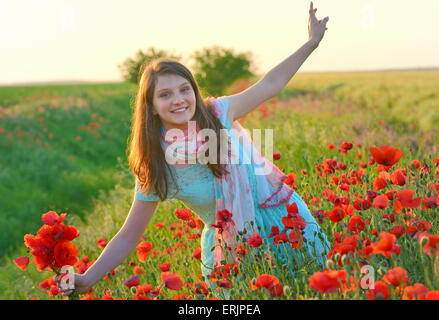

[227,1,329,122]
[81,199,158,290]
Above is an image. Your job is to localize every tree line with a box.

[117,46,256,97]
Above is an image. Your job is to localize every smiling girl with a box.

[58,2,330,298]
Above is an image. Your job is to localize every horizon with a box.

[2,66,438,88]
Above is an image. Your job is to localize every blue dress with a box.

[135,96,330,293]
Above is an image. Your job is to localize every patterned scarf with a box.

[208,97,294,268]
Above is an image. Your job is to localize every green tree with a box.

[191,46,255,96]
[118,47,181,84]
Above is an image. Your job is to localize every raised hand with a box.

[308,1,329,45]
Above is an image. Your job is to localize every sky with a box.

[1,0,438,85]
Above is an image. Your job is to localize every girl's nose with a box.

[173,96,185,105]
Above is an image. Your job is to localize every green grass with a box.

[0,82,136,257]
[0,71,438,299]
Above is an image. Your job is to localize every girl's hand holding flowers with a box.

[54,272,92,296]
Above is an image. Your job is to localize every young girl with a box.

[58,2,330,297]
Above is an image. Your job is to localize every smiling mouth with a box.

[171,107,188,113]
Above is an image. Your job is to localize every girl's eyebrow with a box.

[157,81,190,93]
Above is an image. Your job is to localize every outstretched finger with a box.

[310,6,319,22]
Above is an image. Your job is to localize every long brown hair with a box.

[127,58,230,201]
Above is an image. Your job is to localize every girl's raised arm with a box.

[227,1,329,122]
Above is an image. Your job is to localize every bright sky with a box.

[1,0,438,85]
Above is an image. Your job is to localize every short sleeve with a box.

[134,178,161,202]
[211,96,232,130]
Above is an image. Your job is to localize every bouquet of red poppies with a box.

[14,210,80,299]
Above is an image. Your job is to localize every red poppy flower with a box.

[13,256,30,271]
[328,236,358,265]
[328,206,345,223]
[49,285,60,296]
[58,225,80,242]
[370,145,403,166]
[268,226,280,238]
[348,215,365,233]
[194,281,209,295]
[409,160,421,171]
[385,190,398,200]
[161,272,183,291]
[247,231,263,248]
[373,177,387,191]
[96,237,107,248]
[353,198,371,211]
[211,264,239,281]
[155,222,165,229]
[216,278,232,289]
[415,220,432,233]
[389,225,405,238]
[159,262,170,272]
[288,229,304,249]
[193,248,201,260]
[418,233,439,256]
[382,267,410,287]
[135,284,152,296]
[136,241,152,263]
[284,172,298,187]
[282,213,307,230]
[426,291,439,300]
[372,194,389,209]
[403,283,429,300]
[41,211,66,226]
[273,152,281,160]
[235,244,247,257]
[339,142,353,154]
[366,280,390,300]
[210,209,235,234]
[121,275,138,289]
[422,195,439,210]
[372,232,397,258]
[39,276,56,290]
[54,241,79,268]
[391,168,407,186]
[133,266,145,275]
[396,189,422,209]
[286,203,299,215]
[308,269,346,294]
[174,208,192,221]
[250,274,283,297]
[273,232,289,245]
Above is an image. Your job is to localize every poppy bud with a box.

[377,267,387,277]
[419,236,429,248]
[326,259,336,270]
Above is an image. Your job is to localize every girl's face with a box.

[152,73,197,131]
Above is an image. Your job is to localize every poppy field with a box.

[1,70,438,300]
